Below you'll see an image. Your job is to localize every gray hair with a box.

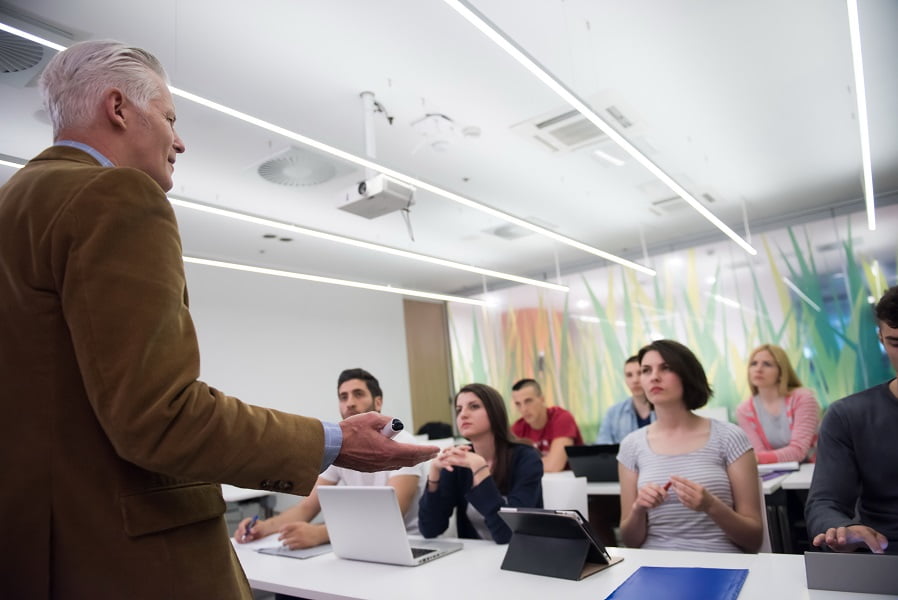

[39,40,168,137]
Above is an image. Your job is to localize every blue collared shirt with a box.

[595,397,656,444]
[54,139,346,471]
[55,140,114,167]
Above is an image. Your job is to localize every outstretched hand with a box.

[334,412,438,472]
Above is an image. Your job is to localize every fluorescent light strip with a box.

[0,158,25,169]
[183,256,485,306]
[442,0,757,257]
[2,20,652,275]
[169,87,654,277]
[846,0,876,231]
[169,197,568,292]
[782,277,821,312]
[0,22,66,51]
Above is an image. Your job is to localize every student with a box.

[419,383,543,543]
[596,355,656,443]
[0,40,435,599]
[806,286,898,554]
[618,340,763,553]
[736,344,820,464]
[510,378,584,472]
[234,369,426,548]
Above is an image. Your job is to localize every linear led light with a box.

[183,256,485,305]
[169,87,654,277]
[593,149,625,167]
[782,277,821,312]
[1,19,653,276]
[0,158,25,169]
[0,22,66,51]
[169,197,568,292]
[846,0,876,231]
[441,0,758,257]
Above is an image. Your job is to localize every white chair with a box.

[694,406,729,422]
[541,475,589,518]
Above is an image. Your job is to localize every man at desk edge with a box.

[805,285,898,554]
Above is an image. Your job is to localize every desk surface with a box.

[782,463,815,490]
[221,484,274,503]
[233,536,890,600]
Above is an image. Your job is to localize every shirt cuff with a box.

[320,420,343,472]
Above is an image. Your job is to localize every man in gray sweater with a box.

[805,285,898,554]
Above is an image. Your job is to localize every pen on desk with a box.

[244,514,259,541]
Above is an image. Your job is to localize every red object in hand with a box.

[663,481,672,491]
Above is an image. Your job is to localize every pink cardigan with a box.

[735,387,820,463]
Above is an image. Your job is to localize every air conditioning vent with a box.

[512,92,642,154]
[0,7,72,88]
[256,146,355,187]
[649,196,690,216]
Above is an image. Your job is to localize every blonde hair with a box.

[747,344,802,396]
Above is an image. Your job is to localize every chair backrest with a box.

[694,406,729,422]
[541,475,588,519]
[758,476,772,553]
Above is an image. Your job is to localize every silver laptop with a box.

[317,486,462,566]
[805,551,898,595]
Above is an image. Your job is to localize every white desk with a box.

[222,484,276,517]
[782,463,815,490]
[232,537,890,600]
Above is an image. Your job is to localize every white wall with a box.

[183,263,414,439]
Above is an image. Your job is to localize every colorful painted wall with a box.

[449,204,897,442]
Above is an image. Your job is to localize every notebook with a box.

[804,551,898,595]
[316,486,462,566]
[565,444,620,482]
[604,566,748,600]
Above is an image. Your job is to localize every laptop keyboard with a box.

[411,547,437,558]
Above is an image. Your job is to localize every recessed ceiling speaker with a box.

[257,145,354,187]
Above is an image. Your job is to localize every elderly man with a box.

[0,40,435,599]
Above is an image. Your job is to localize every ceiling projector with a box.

[339,174,415,219]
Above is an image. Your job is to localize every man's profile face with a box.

[125,73,185,192]
[338,378,382,420]
[511,385,546,427]
[879,321,898,374]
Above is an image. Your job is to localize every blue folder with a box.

[604,566,748,600]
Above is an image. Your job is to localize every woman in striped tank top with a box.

[617,340,763,553]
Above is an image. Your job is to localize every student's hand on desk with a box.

[234,517,270,544]
[334,412,438,472]
[812,525,889,554]
[668,475,714,512]
[278,522,328,550]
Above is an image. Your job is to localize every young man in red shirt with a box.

[510,379,584,472]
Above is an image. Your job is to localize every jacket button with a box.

[277,480,294,492]
[259,480,272,490]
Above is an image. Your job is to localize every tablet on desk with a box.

[498,507,623,580]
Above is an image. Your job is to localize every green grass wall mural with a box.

[449,206,896,441]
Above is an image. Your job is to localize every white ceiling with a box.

[1,0,896,299]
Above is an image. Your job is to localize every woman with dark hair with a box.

[736,344,820,463]
[418,383,543,543]
[618,340,763,553]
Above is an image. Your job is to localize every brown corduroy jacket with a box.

[0,146,325,599]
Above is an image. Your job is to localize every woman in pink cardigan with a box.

[736,344,820,464]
